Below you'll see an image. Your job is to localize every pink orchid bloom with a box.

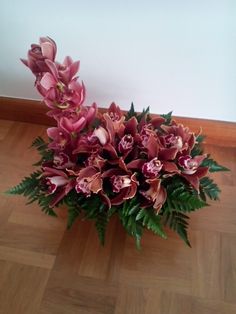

[118,134,134,154]
[86,153,106,170]
[139,123,158,148]
[142,157,163,178]
[37,61,86,110]
[21,37,57,76]
[161,123,195,154]
[45,176,68,194]
[102,168,138,205]
[178,154,209,191]
[178,154,206,175]
[90,126,109,145]
[75,167,102,197]
[42,167,75,207]
[140,178,167,213]
[106,102,125,132]
[48,103,97,127]
[59,115,86,135]
[58,56,80,85]
[47,127,70,151]
[53,152,75,169]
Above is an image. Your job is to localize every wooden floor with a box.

[0,119,236,314]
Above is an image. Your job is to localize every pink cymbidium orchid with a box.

[57,56,80,85]
[53,152,75,169]
[47,127,70,151]
[102,168,138,205]
[37,69,86,110]
[41,167,75,207]
[75,166,102,197]
[161,123,195,154]
[142,157,163,178]
[140,178,167,213]
[21,37,57,76]
[178,154,208,191]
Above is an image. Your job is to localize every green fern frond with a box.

[31,136,53,165]
[160,111,173,125]
[201,157,230,172]
[95,208,109,246]
[118,205,143,249]
[163,211,191,247]
[6,171,41,195]
[200,177,221,201]
[136,208,167,239]
[126,102,137,120]
[191,134,205,157]
[67,206,81,229]
[164,185,207,212]
[37,194,57,216]
[31,136,46,149]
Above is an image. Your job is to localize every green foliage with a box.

[137,106,150,123]
[6,171,41,196]
[63,192,109,245]
[126,103,150,123]
[126,102,136,120]
[136,208,167,239]
[95,209,109,246]
[31,136,53,166]
[6,171,56,216]
[118,199,144,249]
[163,211,191,247]
[67,207,80,229]
[191,134,204,157]
[196,134,206,144]
[163,181,208,213]
[200,177,221,201]
[160,111,173,125]
[201,157,230,172]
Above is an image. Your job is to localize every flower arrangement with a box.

[7,37,229,248]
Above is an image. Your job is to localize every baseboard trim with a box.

[1,96,235,147]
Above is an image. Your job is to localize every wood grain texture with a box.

[0,118,236,314]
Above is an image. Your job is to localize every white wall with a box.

[0,0,235,122]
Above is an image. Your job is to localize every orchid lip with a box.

[111,175,132,193]
[142,157,163,178]
[118,134,134,153]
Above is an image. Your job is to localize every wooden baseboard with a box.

[0,96,236,147]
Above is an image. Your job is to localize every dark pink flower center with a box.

[118,134,134,153]
[46,180,57,194]
[54,153,69,168]
[75,178,91,196]
[142,157,163,178]
[58,132,68,148]
[165,134,183,149]
[111,175,131,193]
[178,155,198,174]
[45,176,68,194]
[109,111,120,121]
[31,46,42,55]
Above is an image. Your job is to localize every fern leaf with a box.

[95,209,108,246]
[201,157,230,172]
[6,171,41,195]
[200,177,221,201]
[136,208,167,239]
[163,211,191,247]
[160,111,173,125]
[67,207,81,229]
[165,186,207,212]
[137,106,150,122]
[126,102,137,120]
[119,208,143,249]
